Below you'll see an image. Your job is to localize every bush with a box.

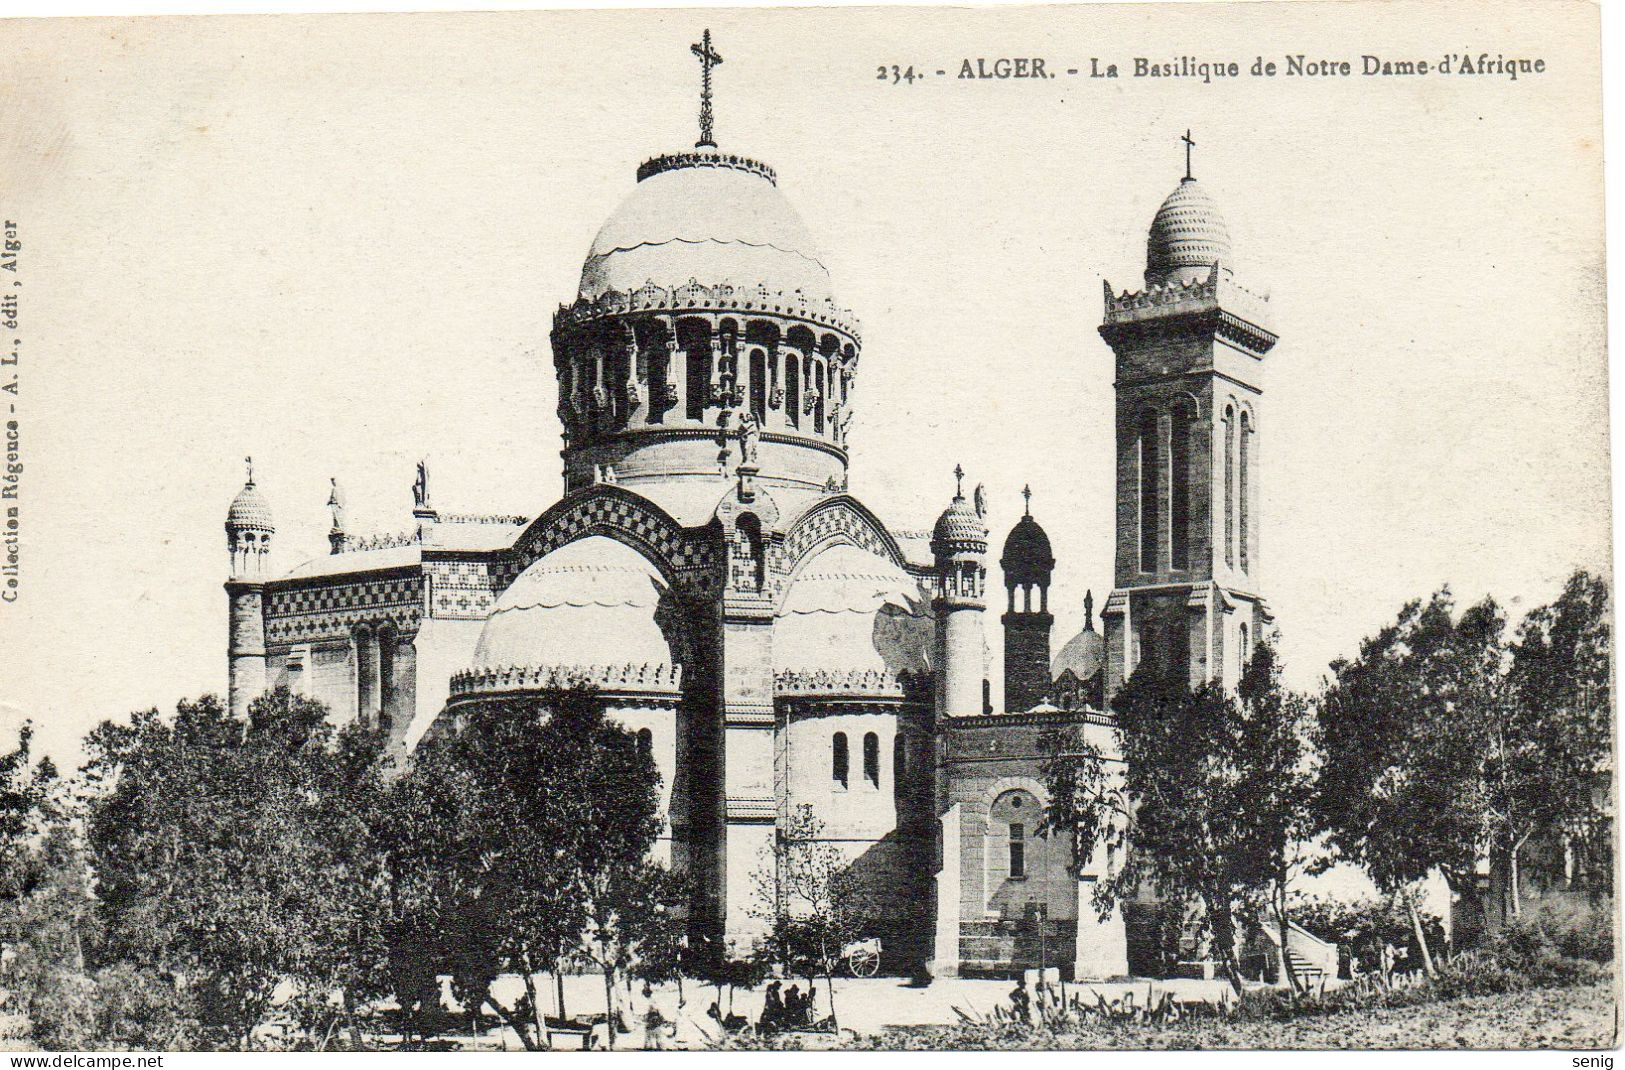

[1496,897,1613,964]
[23,964,199,1050]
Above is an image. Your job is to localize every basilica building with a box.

[220,35,1275,981]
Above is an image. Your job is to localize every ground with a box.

[3,976,1613,1051]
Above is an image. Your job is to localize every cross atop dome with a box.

[1022,483,1032,516]
[1182,128,1196,181]
[691,29,723,148]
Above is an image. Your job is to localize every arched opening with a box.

[377,626,396,733]
[1223,405,1236,568]
[832,731,849,789]
[1170,401,1192,571]
[785,353,801,428]
[679,319,711,421]
[814,361,826,433]
[863,731,879,787]
[749,348,767,423]
[1139,408,1160,573]
[636,727,653,755]
[1239,411,1252,572]
[735,513,765,591]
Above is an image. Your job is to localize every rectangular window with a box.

[1009,822,1026,879]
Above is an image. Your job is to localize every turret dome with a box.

[999,488,1054,588]
[226,482,273,531]
[1146,177,1232,286]
[932,494,987,557]
[1052,592,1105,683]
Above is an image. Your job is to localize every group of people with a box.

[757,980,825,1033]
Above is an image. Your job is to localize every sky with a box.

[0,1,1608,769]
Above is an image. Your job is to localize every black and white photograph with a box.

[0,0,1614,1055]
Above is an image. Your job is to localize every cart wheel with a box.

[850,949,880,978]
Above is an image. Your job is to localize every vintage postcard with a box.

[0,0,1612,1055]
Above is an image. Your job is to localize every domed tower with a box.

[225,458,273,717]
[999,485,1055,712]
[1098,134,1276,698]
[550,32,860,497]
[226,458,274,577]
[1051,590,1106,710]
[932,467,988,717]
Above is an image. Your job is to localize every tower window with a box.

[1139,409,1160,572]
[814,361,827,433]
[832,731,848,788]
[863,731,879,787]
[1223,406,1236,568]
[1239,412,1252,572]
[1170,402,1191,570]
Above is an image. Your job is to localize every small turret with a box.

[1000,485,1055,712]
[932,465,987,718]
[225,456,274,577]
[225,456,271,718]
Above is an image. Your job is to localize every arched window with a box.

[1239,412,1252,572]
[1139,409,1160,573]
[636,727,653,755]
[1170,402,1191,570]
[785,354,801,428]
[990,789,1040,890]
[1239,623,1250,669]
[814,362,826,433]
[863,732,879,787]
[832,732,848,788]
[749,348,767,423]
[377,628,395,732]
[1223,405,1236,568]
[682,323,711,421]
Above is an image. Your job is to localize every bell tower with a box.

[1098,139,1277,699]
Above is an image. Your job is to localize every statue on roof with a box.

[973,482,988,518]
[413,459,432,511]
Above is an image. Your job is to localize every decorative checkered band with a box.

[506,490,719,592]
[264,573,423,644]
[771,497,904,585]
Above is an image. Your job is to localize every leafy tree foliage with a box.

[388,687,667,1050]
[1499,571,1612,904]
[1314,589,1505,973]
[1042,643,1315,994]
[750,804,872,1027]
[1316,574,1611,962]
[80,688,392,1048]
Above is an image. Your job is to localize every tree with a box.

[1313,589,1506,975]
[1498,570,1612,911]
[1042,646,1314,995]
[580,863,686,1048]
[0,722,57,911]
[750,804,870,1028]
[1235,642,1318,992]
[81,689,392,1048]
[389,687,665,1050]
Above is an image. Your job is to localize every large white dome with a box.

[579,154,833,303]
[471,536,679,670]
[774,543,931,677]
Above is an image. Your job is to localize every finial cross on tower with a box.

[1182,128,1196,180]
[1022,483,1032,516]
[953,463,965,499]
[691,29,723,149]
[244,455,254,487]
